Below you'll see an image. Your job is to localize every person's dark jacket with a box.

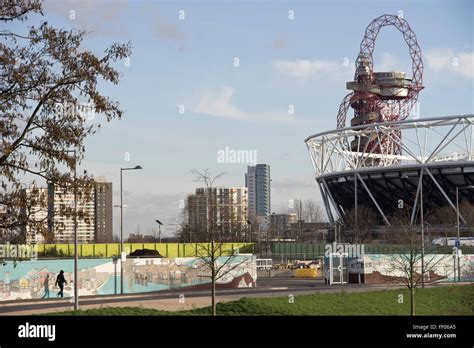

[55,273,67,286]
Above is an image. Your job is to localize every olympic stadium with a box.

[305,15,474,232]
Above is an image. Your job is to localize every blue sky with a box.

[16,0,474,237]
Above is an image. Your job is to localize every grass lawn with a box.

[51,285,474,316]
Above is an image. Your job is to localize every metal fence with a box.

[1,242,255,259]
[271,243,474,261]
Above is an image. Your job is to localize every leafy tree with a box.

[0,0,131,241]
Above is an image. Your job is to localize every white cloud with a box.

[192,86,307,123]
[44,0,129,37]
[272,59,341,80]
[425,49,474,79]
[154,12,185,41]
[194,87,248,120]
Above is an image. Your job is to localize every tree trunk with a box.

[211,272,216,316]
[410,288,415,316]
[211,238,216,316]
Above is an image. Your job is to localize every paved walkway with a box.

[1,279,465,315]
[0,282,405,315]
[2,294,229,315]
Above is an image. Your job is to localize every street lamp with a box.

[120,165,142,294]
[455,185,474,282]
[64,149,78,311]
[246,219,252,243]
[419,172,425,288]
[155,219,163,243]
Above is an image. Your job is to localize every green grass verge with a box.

[49,285,473,316]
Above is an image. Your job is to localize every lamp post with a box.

[153,221,181,242]
[155,220,163,243]
[354,174,358,236]
[420,176,425,288]
[64,149,78,311]
[120,165,142,294]
[246,219,252,243]
[455,185,474,282]
[456,186,460,282]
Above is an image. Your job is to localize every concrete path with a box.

[1,278,464,315]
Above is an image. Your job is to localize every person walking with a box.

[42,274,50,299]
[55,270,67,298]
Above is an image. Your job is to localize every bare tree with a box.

[386,208,451,315]
[290,198,304,241]
[342,206,378,243]
[175,198,191,242]
[189,169,251,316]
[292,198,304,220]
[303,199,325,242]
[0,1,131,241]
[288,199,325,241]
[303,199,324,223]
[428,202,474,227]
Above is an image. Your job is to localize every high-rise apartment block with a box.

[48,182,96,243]
[187,187,248,241]
[18,179,113,244]
[94,179,113,243]
[245,164,271,227]
[270,213,297,239]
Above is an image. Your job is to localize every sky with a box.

[11,0,474,237]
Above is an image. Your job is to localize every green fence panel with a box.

[143,243,156,251]
[3,242,255,259]
[94,244,107,257]
[81,244,94,257]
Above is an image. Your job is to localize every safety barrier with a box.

[293,268,318,278]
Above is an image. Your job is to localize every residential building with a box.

[47,179,113,244]
[256,215,270,232]
[246,166,257,218]
[48,182,96,243]
[21,188,49,244]
[245,164,271,227]
[270,213,297,239]
[187,187,248,241]
[94,178,113,243]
